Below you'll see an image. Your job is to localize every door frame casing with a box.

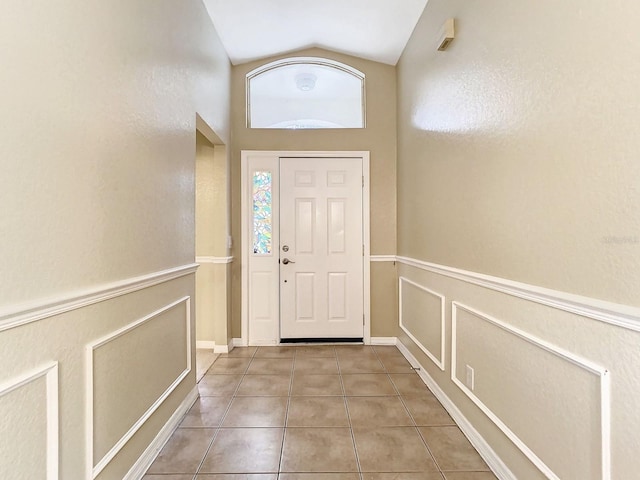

[240,150,371,346]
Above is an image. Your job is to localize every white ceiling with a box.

[202,0,429,66]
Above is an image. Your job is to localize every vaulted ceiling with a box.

[202,0,429,66]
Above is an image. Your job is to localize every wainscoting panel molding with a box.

[399,276,446,371]
[396,340,516,480]
[85,297,192,479]
[0,362,59,480]
[396,256,640,333]
[451,301,611,480]
[0,263,198,333]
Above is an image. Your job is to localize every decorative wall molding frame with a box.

[196,256,234,264]
[370,255,397,262]
[123,385,199,480]
[0,263,198,333]
[0,362,59,480]
[85,297,192,479]
[451,301,611,480]
[395,256,640,333]
[396,340,516,480]
[399,276,446,371]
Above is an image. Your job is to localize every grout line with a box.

[193,354,249,476]
[277,348,297,474]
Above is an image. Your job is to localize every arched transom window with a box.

[247,57,365,129]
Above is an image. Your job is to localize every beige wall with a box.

[0,1,230,478]
[230,48,398,338]
[397,0,640,478]
[196,134,231,346]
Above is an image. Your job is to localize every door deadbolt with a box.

[282,245,289,252]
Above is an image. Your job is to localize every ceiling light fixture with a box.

[295,73,317,92]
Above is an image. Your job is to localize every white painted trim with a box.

[196,256,234,264]
[398,276,446,371]
[396,340,516,480]
[0,263,198,333]
[0,362,59,480]
[396,255,640,333]
[451,301,611,480]
[86,297,192,479]
[213,343,230,354]
[196,341,215,350]
[123,386,199,480]
[370,336,398,345]
[241,150,371,346]
[232,337,246,347]
[370,255,397,262]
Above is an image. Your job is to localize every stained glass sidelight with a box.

[252,171,272,255]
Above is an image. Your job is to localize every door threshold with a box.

[280,338,363,344]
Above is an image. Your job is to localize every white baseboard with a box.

[233,337,247,347]
[213,341,231,354]
[396,340,516,480]
[196,341,215,350]
[124,386,199,480]
[370,336,398,345]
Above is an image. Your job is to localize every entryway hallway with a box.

[144,345,497,479]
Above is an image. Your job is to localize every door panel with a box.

[280,157,363,339]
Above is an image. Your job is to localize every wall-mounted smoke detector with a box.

[437,18,455,51]
[295,73,317,92]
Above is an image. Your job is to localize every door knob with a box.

[282,258,295,265]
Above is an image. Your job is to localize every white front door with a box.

[279,157,364,339]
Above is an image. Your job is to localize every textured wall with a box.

[397,0,640,478]
[0,1,230,478]
[229,48,398,338]
[397,0,640,306]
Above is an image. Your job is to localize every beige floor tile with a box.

[402,395,454,426]
[362,474,444,480]
[291,374,343,396]
[280,475,360,480]
[372,346,405,358]
[379,355,414,374]
[200,428,284,473]
[144,476,194,480]
[353,427,438,473]
[287,396,349,427]
[281,428,358,472]
[442,473,497,480]
[180,396,232,427]
[347,396,413,426]
[294,346,337,357]
[254,346,296,358]
[342,374,397,396]
[388,374,430,395]
[196,349,219,382]
[335,345,378,358]
[419,426,490,472]
[295,357,340,375]
[208,357,252,374]
[338,356,385,374]
[222,396,288,427]
[236,374,291,396]
[199,375,243,396]
[222,346,258,358]
[247,357,294,375]
[146,428,215,474]
[196,475,277,479]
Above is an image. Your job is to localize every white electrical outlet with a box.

[465,365,475,390]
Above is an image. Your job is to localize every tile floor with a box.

[144,345,497,480]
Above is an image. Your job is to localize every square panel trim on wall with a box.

[399,276,446,371]
[85,296,192,479]
[451,301,611,480]
[0,362,59,480]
